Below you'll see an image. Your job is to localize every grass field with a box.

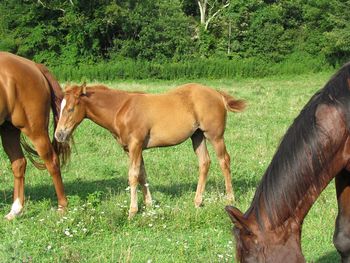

[0,71,341,262]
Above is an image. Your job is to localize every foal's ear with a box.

[81,82,87,95]
[225,206,251,231]
[64,82,71,91]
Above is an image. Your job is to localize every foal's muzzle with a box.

[55,129,70,143]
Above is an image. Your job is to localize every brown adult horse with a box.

[226,63,350,262]
[0,52,71,220]
[54,83,245,218]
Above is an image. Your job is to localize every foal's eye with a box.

[68,107,74,113]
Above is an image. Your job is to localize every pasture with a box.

[0,72,340,262]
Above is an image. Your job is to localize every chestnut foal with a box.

[55,83,245,218]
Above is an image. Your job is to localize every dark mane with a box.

[249,63,350,228]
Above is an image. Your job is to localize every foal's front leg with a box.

[127,142,143,219]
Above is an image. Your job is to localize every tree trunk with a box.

[197,0,207,25]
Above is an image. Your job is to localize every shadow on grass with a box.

[0,178,121,204]
[316,250,340,263]
[232,177,260,192]
[1,178,197,204]
[1,172,260,206]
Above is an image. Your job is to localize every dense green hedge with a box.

[52,53,332,81]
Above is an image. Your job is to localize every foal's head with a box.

[226,206,304,263]
[55,83,87,143]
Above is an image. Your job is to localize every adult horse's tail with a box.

[36,63,72,167]
[219,91,246,112]
[21,63,72,169]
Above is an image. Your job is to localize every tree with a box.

[121,0,194,61]
[1,0,349,65]
[321,1,350,65]
[197,0,230,30]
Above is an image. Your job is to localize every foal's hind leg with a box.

[127,141,143,219]
[0,124,27,220]
[191,130,211,207]
[26,132,67,210]
[333,170,350,262]
[139,157,152,207]
[207,135,234,203]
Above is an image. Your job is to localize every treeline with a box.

[0,0,349,79]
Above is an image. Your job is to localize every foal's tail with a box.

[33,63,72,167]
[219,91,246,112]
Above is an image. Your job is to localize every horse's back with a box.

[0,52,50,128]
[167,83,227,119]
[168,83,225,106]
[0,52,46,88]
[132,83,227,147]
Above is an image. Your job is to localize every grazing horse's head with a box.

[226,206,305,263]
[55,83,87,143]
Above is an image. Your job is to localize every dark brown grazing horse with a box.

[55,83,245,218]
[226,63,350,262]
[0,52,71,220]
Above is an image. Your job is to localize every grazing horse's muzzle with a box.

[55,129,70,143]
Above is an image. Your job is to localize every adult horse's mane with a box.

[249,63,350,228]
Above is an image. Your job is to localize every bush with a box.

[51,53,332,82]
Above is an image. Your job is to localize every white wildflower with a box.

[64,229,70,236]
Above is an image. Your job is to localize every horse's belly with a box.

[147,121,197,148]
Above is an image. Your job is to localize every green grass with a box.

[0,71,340,262]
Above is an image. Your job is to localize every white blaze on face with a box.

[60,99,67,118]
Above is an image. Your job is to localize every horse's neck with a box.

[249,148,347,233]
[290,143,349,226]
[83,89,129,132]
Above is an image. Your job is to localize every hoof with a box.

[194,199,203,208]
[226,194,235,204]
[128,208,138,220]
[145,199,153,208]
[5,212,18,221]
[5,199,23,220]
[57,205,67,215]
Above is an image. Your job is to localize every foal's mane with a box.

[66,84,146,95]
[249,63,350,228]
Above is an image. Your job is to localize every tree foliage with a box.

[0,0,349,66]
